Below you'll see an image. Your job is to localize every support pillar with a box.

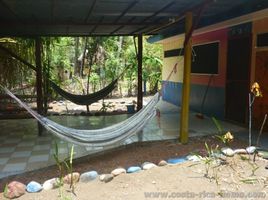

[137,34,143,111]
[180,12,193,144]
[35,37,44,136]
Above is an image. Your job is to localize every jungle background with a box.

[0,36,162,114]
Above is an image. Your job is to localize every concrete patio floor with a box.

[0,99,257,179]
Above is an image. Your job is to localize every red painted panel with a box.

[190,28,228,87]
[253,51,268,130]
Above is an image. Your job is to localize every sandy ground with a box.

[14,155,268,200]
[2,137,268,200]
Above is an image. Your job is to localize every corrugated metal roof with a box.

[0,0,267,36]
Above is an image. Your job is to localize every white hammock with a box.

[2,87,159,147]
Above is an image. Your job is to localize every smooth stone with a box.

[186,155,201,162]
[43,178,59,190]
[127,166,141,173]
[158,160,168,166]
[142,163,157,170]
[80,171,98,182]
[167,157,187,164]
[246,146,257,154]
[221,147,235,157]
[4,181,26,199]
[99,174,105,181]
[26,181,42,193]
[234,149,247,154]
[111,168,126,176]
[100,174,114,183]
[63,172,80,184]
[265,165,268,170]
[141,162,151,167]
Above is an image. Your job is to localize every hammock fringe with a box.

[2,86,159,147]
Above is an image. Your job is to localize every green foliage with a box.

[99,101,115,113]
[53,142,75,199]
[3,184,8,199]
[202,142,220,178]
[240,178,258,184]
[89,72,100,92]
[142,38,163,93]
[0,35,163,96]
[211,117,223,133]
[53,142,65,198]
[0,38,35,89]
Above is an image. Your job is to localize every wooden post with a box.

[137,34,143,111]
[180,12,193,144]
[35,37,44,136]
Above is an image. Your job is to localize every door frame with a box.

[225,34,252,124]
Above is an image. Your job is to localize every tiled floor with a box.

[0,100,250,179]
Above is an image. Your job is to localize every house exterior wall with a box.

[161,16,268,123]
[251,17,268,129]
[251,17,268,83]
[161,29,228,119]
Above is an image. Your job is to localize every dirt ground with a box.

[2,136,267,199]
[47,95,153,115]
[0,95,153,118]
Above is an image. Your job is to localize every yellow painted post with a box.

[180,12,193,144]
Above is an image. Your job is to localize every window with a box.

[191,42,219,74]
[257,33,268,47]
[163,42,219,74]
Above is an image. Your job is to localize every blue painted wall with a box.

[162,81,225,119]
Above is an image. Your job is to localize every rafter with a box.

[90,16,104,34]
[84,0,97,23]
[0,21,163,27]
[145,0,214,34]
[114,0,138,23]
[131,1,175,34]
[0,0,21,22]
[110,16,137,35]
[50,0,56,23]
[141,1,175,23]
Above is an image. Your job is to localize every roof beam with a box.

[50,0,56,23]
[140,1,175,23]
[109,1,138,35]
[84,0,97,23]
[114,1,138,23]
[145,0,214,34]
[0,0,21,22]
[0,21,163,26]
[131,1,176,34]
[90,16,104,34]
[110,16,136,35]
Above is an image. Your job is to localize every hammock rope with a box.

[50,78,118,105]
[0,50,179,147]
[50,62,134,105]
[0,42,181,147]
[1,85,159,147]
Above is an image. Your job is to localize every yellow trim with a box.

[180,12,192,144]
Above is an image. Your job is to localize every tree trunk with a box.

[80,37,88,77]
[115,36,123,94]
[74,37,80,75]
